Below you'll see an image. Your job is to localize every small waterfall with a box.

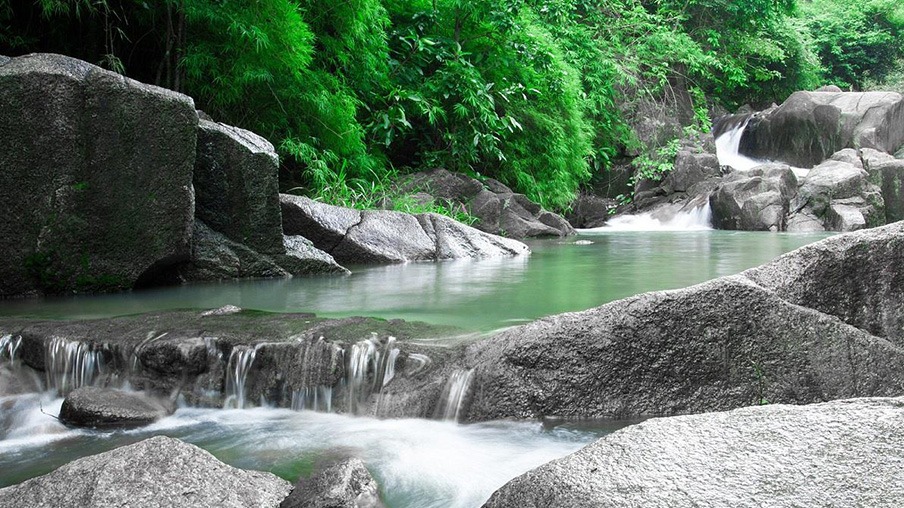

[346,336,401,414]
[713,114,764,171]
[1,334,22,363]
[224,345,259,409]
[291,386,333,412]
[436,369,474,422]
[44,337,105,395]
[595,203,713,232]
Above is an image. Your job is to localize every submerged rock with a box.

[280,195,529,264]
[483,397,904,508]
[280,457,383,508]
[0,435,292,507]
[0,53,196,296]
[59,387,174,428]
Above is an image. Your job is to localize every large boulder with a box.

[482,397,904,508]
[182,220,346,281]
[743,221,904,346]
[565,192,613,229]
[280,195,529,264]
[739,90,904,168]
[0,53,196,296]
[866,158,904,223]
[0,436,292,507]
[709,164,797,231]
[397,169,574,238]
[280,458,383,508]
[59,386,174,428]
[194,119,284,256]
[794,159,884,231]
[661,150,721,195]
[460,223,904,422]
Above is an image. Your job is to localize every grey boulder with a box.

[740,90,904,167]
[483,397,904,508]
[59,386,174,428]
[794,159,884,231]
[280,195,528,264]
[0,53,196,296]
[0,435,292,507]
[709,164,797,231]
[194,119,285,256]
[280,457,383,508]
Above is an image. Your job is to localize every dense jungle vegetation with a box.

[2,0,902,212]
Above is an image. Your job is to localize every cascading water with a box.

[44,337,105,395]
[0,335,22,363]
[223,345,259,409]
[586,203,713,232]
[291,386,333,413]
[436,369,474,422]
[714,114,764,171]
[346,336,401,414]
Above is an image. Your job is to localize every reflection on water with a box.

[0,231,831,331]
[0,397,622,508]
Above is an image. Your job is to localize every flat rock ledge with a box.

[483,397,904,508]
[0,435,292,508]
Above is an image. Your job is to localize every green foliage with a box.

[632,138,681,184]
[799,0,904,90]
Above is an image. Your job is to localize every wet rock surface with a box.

[0,436,292,508]
[483,397,904,508]
[59,387,174,428]
[281,457,383,508]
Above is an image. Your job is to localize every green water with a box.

[0,231,831,332]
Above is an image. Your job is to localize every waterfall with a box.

[592,203,713,232]
[1,334,22,363]
[291,386,333,413]
[436,369,474,422]
[713,114,764,171]
[223,345,259,409]
[44,337,105,395]
[346,336,401,414]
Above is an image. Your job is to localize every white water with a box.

[589,203,713,232]
[715,116,764,171]
[436,369,474,421]
[0,395,616,508]
[223,345,259,409]
[44,337,105,395]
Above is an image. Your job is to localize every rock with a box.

[277,236,349,275]
[280,457,383,508]
[815,84,844,92]
[829,147,864,168]
[565,193,613,228]
[194,120,284,256]
[709,164,797,231]
[280,195,528,264]
[461,224,904,422]
[740,90,904,167]
[398,169,574,238]
[482,397,904,508]
[785,210,826,232]
[662,151,721,194]
[183,220,290,280]
[0,53,196,296]
[795,159,884,230]
[744,221,904,346]
[866,159,904,223]
[0,436,292,507]
[59,387,174,428]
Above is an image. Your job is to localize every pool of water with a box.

[0,231,831,332]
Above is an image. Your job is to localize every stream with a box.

[0,228,832,506]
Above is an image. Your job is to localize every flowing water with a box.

[0,230,833,505]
